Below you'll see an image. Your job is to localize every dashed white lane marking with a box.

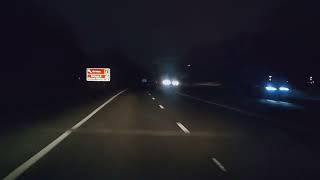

[159,105,165,109]
[152,97,155,100]
[212,158,227,172]
[176,122,190,134]
[3,89,127,180]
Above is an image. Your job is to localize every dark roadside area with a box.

[180,85,320,153]
[1,0,139,134]
[0,83,122,133]
[0,82,126,179]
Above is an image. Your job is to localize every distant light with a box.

[265,86,277,91]
[269,75,272,78]
[172,80,180,86]
[310,77,313,80]
[187,64,191,67]
[162,79,171,86]
[141,78,147,83]
[279,86,290,91]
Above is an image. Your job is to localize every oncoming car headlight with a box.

[162,79,171,86]
[265,86,277,91]
[279,86,289,91]
[172,80,180,86]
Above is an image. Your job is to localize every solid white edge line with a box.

[71,89,127,130]
[212,158,227,172]
[3,89,127,180]
[3,130,71,180]
[176,122,190,134]
[158,105,165,109]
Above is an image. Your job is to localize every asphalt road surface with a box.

[1,88,319,180]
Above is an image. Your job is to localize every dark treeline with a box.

[0,1,138,123]
[182,0,319,89]
[2,1,87,102]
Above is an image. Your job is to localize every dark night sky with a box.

[1,0,318,109]
[33,0,319,77]
[3,0,320,84]
[33,0,276,64]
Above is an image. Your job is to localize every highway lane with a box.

[0,90,122,179]
[153,90,319,179]
[1,88,319,179]
[179,86,320,152]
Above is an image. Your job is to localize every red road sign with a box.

[86,68,110,81]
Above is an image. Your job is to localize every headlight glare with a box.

[265,86,277,91]
[162,79,171,86]
[172,80,180,86]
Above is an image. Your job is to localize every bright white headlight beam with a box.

[172,80,180,86]
[162,79,171,86]
[265,86,277,91]
[279,86,289,91]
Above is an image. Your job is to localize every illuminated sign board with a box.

[86,68,110,81]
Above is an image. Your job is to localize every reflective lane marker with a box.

[159,105,165,109]
[152,97,155,100]
[212,158,227,172]
[3,89,127,180]
[176,122,190,134]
